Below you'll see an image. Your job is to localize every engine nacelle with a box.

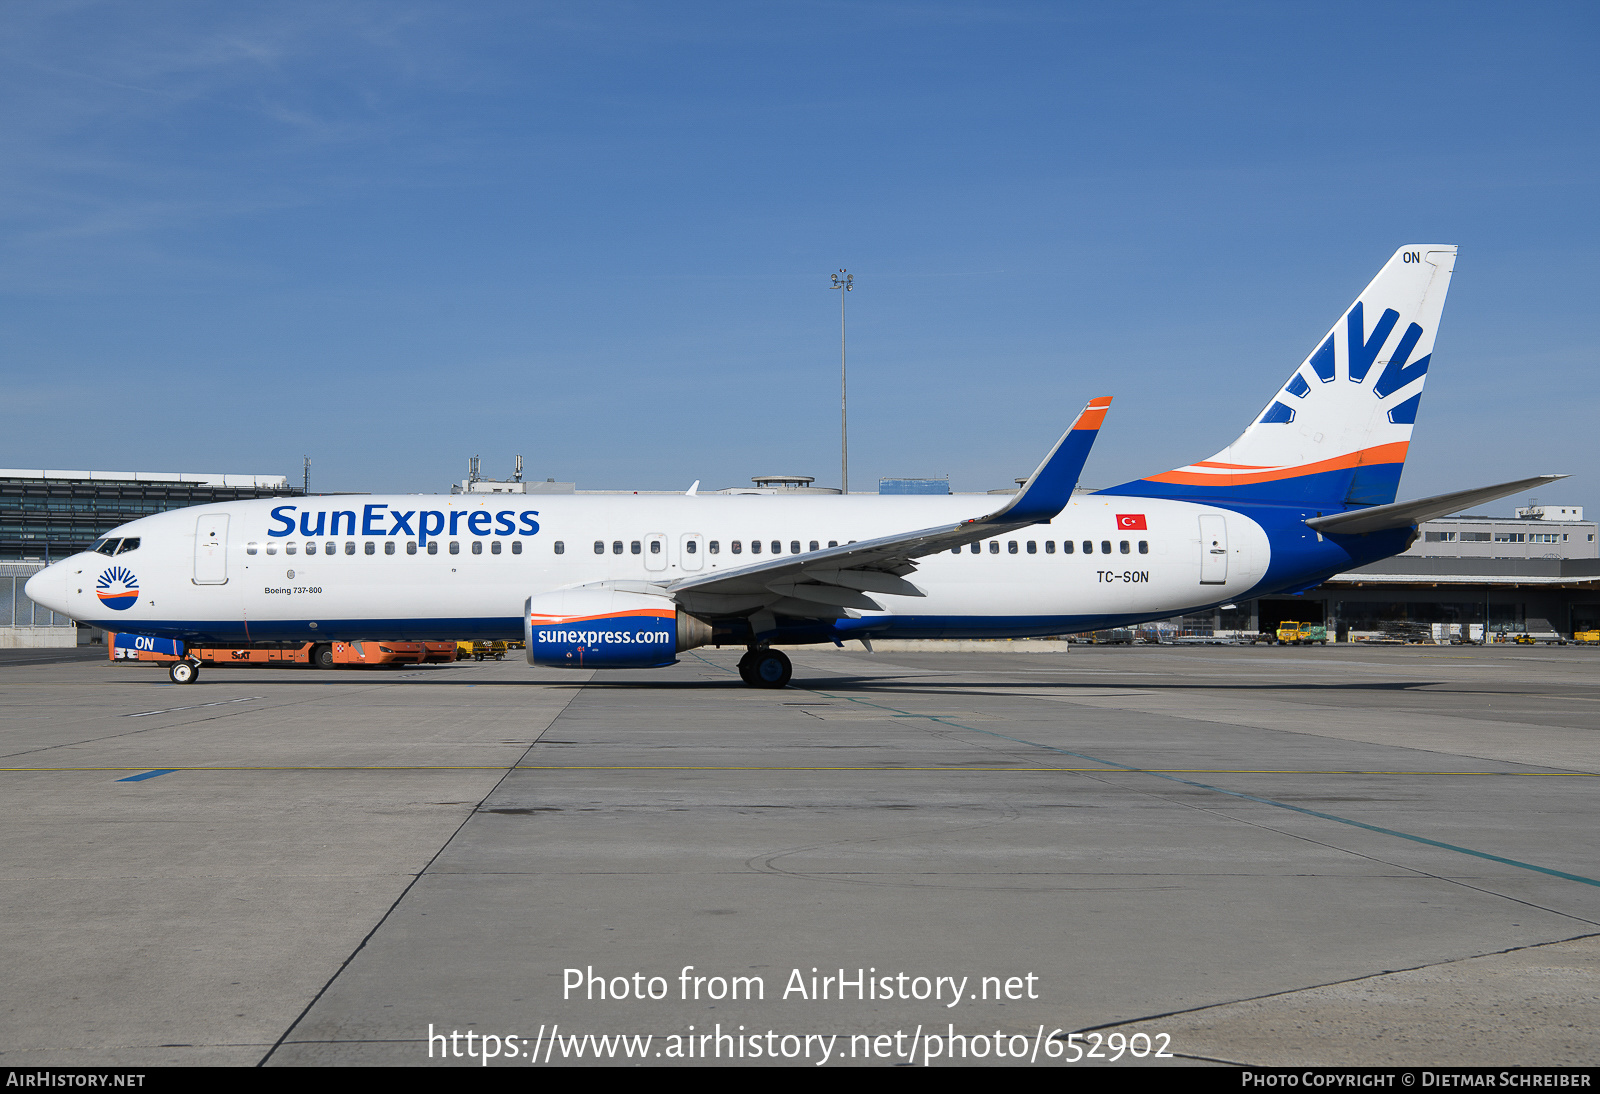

[525,588,712,669]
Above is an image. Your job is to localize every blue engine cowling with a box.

[525,588,712,669]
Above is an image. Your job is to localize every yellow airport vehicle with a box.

[1274,622,1328,645]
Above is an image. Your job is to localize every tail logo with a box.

[96,566,139,611]
[1261,301,1431,428]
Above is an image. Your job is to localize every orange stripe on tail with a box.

[1145,441,1410,487]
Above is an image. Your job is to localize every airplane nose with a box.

[24,564,68,616]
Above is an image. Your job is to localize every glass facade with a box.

[0,473,302,561]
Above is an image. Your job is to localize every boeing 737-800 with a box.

[26,245,1562,687]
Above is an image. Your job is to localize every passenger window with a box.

[771,541,781,554]
[472,541,484,555]
[345,541,356,555]
[649,540,660,554]
[828,540,838,548]
[951,547,961,555]
[285,543,297,555]
[1120,540,1130,554]
[1063,541,1074,554]
[305,542,317,555]
[491,540,501,555]
[970,543,980,554]
[264,544,276,555]
[1082,541,1092,554]
[731,540,742,554]
[1138,540,1149,554]
[246,543,258,555]
[1045,541,1055,554]
[593,541,603,554]
[630,541,641,555]
[1100,541,1111,554]
[1007,541,1018,554]
[612,541,623,555]
[988,541,999,554]
[1027,541,1037,554]
[686,540,697,554]
[790,541,800,554]
[809,541,819,552]
[709,541,720,554]
[449,541,459,555]
[406,541,417,555]
[365,542,375,555]
[427,541,438,555]
[385,541,396,555]
[751,540,762,554]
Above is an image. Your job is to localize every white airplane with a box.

[27,245,1561,687]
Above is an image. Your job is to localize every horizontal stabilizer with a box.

[1304,475,1568,535]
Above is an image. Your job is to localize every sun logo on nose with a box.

[95,566,139,611]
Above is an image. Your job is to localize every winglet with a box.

[988,397,1112,525]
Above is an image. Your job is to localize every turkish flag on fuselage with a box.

[1116,514,1148,530]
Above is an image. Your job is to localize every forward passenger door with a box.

[194,514,230,585]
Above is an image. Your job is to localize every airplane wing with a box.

[656,397,1112,633]
[1304,474,1568,536]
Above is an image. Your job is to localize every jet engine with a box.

[525,587,712,669]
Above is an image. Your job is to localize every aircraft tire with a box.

[168,660,198,685]
[746,649,792,689]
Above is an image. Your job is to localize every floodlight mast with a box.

[831,270,853,494]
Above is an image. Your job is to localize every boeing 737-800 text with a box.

[26,246,1562,686]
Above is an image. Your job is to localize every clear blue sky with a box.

[4,2,1596,512]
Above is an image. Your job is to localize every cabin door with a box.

[194,514,230,585]
[1199,514,1228,585]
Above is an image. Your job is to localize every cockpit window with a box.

[93,539,118,556]
[114,538,140,555]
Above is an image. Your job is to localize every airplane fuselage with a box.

[34,491,1404,646]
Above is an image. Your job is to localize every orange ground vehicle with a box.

[109,633,442,676]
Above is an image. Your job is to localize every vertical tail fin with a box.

[1106,245,1456,508]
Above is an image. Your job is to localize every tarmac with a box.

[4,642,1600,1068]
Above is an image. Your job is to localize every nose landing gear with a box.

[737,647,792,689]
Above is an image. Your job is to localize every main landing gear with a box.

[738,647,792,689]
[168,660,200,685]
